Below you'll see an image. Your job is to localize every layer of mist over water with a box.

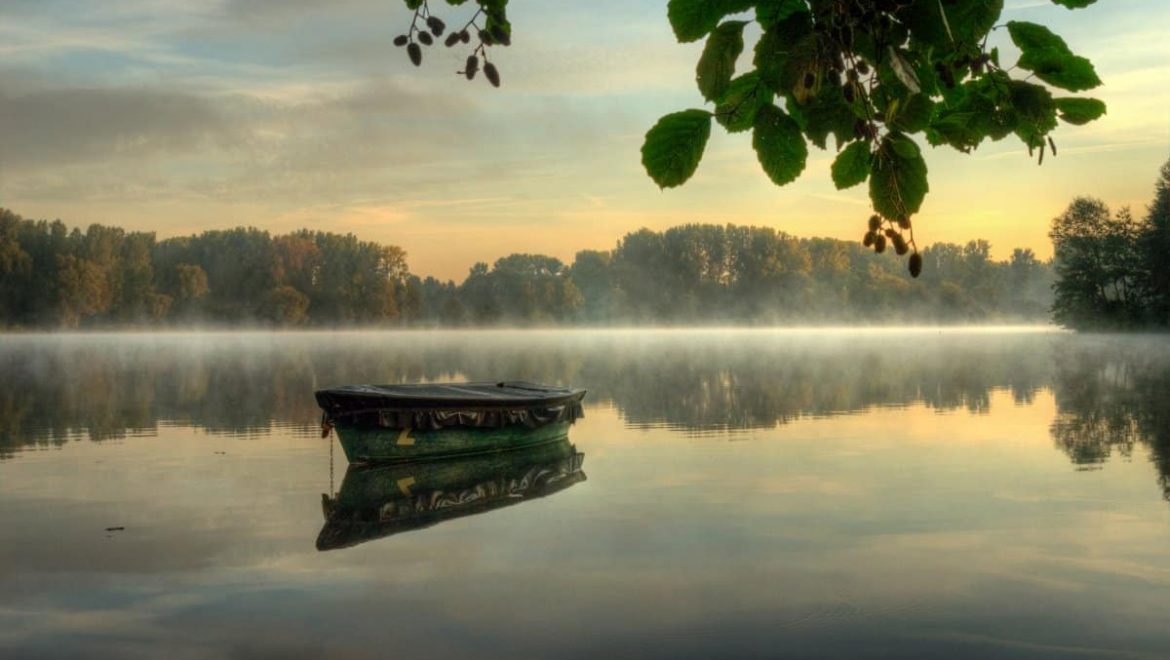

[1,328,1169,659]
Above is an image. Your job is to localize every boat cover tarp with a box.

[316,381,586,431]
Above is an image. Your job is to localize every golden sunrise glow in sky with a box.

[1,0,1168,280]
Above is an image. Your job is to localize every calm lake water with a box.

[2,328,1169,659]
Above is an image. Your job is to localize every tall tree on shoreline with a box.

[1140,160,1170,325]
[1049,158,1170,329]
[1050,197,1144,328]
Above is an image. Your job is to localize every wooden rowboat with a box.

[315,381,586,464]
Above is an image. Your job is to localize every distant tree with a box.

[610,229,673,321]
[1006,248,1053,318]
[398,275,425,323]
[148,261,208,321]
[569,250,615,323]
[272,234,322,296]
[471,254,581,323]
[265,285,310,325]
[0,210,33,324]
[175,264,210,301]
[116,232,163,321]
[55,254,111,328]
[459,262,500,323]
[1050,197,1145,328]
[1139,159,1170,325]
[419,276,464,325]
[303,233,408,323]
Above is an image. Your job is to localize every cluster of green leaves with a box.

[641,0,1105,271]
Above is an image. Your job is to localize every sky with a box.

[1,0,1168,280]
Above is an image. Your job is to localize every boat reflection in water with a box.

[317,437,585,551]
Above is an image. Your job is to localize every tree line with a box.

[1050,158,1170,329]
[0,207,1053,328]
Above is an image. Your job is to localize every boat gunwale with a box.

[315,383,587,417]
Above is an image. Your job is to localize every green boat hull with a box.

[318,438,586,550]
[333,420,574,464]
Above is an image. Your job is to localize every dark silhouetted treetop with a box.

[394,0,1104,279]
[1049,158,1170,330]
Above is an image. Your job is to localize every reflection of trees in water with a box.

[0,332,1058,457]
[1050,336,1170,499]
[572,335,1051,430]
[9,332,1167,505]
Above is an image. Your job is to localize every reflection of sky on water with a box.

[2,330,1170,658]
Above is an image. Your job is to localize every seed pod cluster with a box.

[444,30,470,47]
[395,5,453,68]
[397,4,508,89]
[862,213,923,277]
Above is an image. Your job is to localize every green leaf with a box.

[925,80,998,152]
[902,0,1003,49]
[889,94,935,133]
[1007,21,1101,91]
[869,133,929,220]
[1051,0,1096,7]
[752,104,807,186]
[755,0,808,27]
[1008,80,1057,147]
[715,72,772,133]
[753,11,813,95]
[1054,97,1106,125]
[641,110,713,188]
[1021,51,1101,91]
[696,21,746,102]
[795,85,856,150]
[667,0,754,43]
[831,141,871,190]
[1006,21,1068,53]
